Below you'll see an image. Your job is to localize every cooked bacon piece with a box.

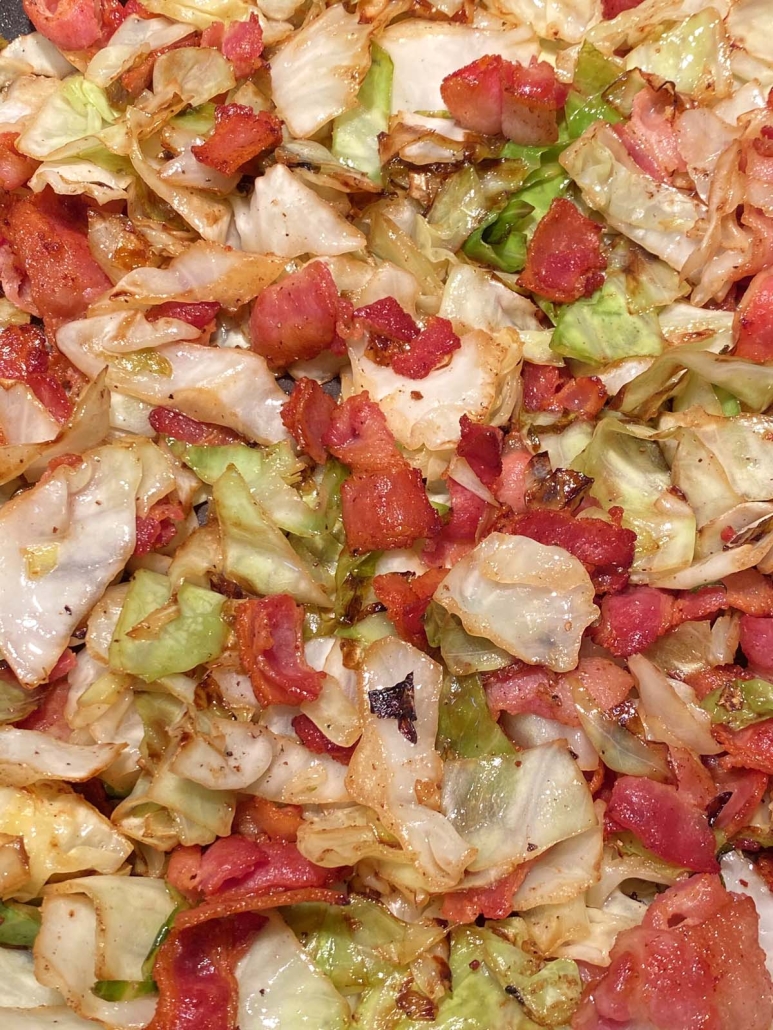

[714,720,773,776]
[669,746,716,810]
[281,378,335,464]
[22,0,119,50]
[0,134,39,191]
[193,106,282,177]
[235,595,324,707]
[457,415,503,488]
[440,54,505,135]
[672,584,727,624]
[607,776,719,872]
[740,615,773,677]
[16,678,71,740]
[323,391,404,473]
[501,508,636,593]
[250,263,344,370]
[201,13,264,80]
[149,407,241,445]
[601,0,645,16]
[441,55,567,144]
[233,797,303,843]
[0,324,74,423]
[575,657,634,711]
[441,865,529,923]
[519,199,606,303]
[592,586,675,657]
[147,301,221,330]
[341,469,441,553]
[483,660,580,726]
[421,480,491,568]
[147,910,266,1030]
[574,874,773,1030]
[501,59,569,146]
[134,502,185,557]
[391,317,461,379]
[1,192,110,327]
[706,761,768,836]
[292,714,358,766]
[613,85,685,184]
[521,362,607,418]
[686,664,753,702]
[494,446,531,512]
[735,270,773,362]
[353,297,419,344]
[724,569,773,615]
[372,568,446,651]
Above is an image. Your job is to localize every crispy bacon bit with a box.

[669,746,716,810]
[341,468,441,552]
[576,657,634,711]
[250,263,346,370]
[519,199,606,303]
[495,446,531,512]
[457,415,503,488]
[740,615,773,677]
[146,910,266,1030]
[686,664,753,702]
[592,586,675,657]
[706,762,768,835]
[613,85,685,184]
[369,672,417,743]
[193,106,283,177]
[372,568,445,651]
[574,874,773,1030]
[521,362,607,418]
[292,714,358,765]
[607,776,719,872]
[500,508,636,594]
[422,480,491,568]
[441,865,529,923]
[134,502,185,557]
[23,0,120,50]
[323,391,404,472]
[16,678,71,740]
[441,55,567,144]
[201,14,264,80]
[483,660,579,726]
[1,192,111,327]
[0,134,39,191]
[724,569,773,615]
[353,297,420,345]
[147,301,222,330]
[233,797,303,843]
[601,0,645,16]
[391,317,461,379]
[501,59,570,146]
[0,324,74,423]
[735,270,773,363]
[714,719,773,775]
[235,595,325,707]
[281,378,335,465]
[149,407,241,445]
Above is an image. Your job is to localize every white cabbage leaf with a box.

[140,0,254,29]
[171,716,274,790]
[34,893,157,1029]
[0,783,131,901]
[271,5,372,138]
[0,74,60,135]
[560,123,706,272]
[434,533,598,673]
[487,0,601,43]
[377,21,537,114]
[550,890,647,967]
[296,805,410,869]
[0,33,74,87]
[16,75,116,161]
[233,165,366,258]
[0,728,124,787]
[511,820,604,912]
[235,912,350,1030]
[301,637,361,748]
[0,946,63,1009]
[346,637,475,892]
[0,445,141,685]
[501,712,599,772]
[442,742,597,875]
[629,654,721,755]
[85,15,193,88]
[247,731,351,805]
[439,265,541,334]
[29,158,134,204]
[0,382,59,445]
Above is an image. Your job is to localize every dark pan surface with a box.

[1,3,32,41]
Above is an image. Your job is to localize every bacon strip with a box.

[390,317,461,380]
[0,134,39,191]
[291,714,358,765]
[341,469,441,552]
[519,198,606,303]
[441,865,529,923]
[521,363,607,418]
[322,392,404,472]
[149,407,241,445]
[147,302,221,330]
[372,569,446,651]
[23,0,121,50]
[193,106,283,177]
[734,269,773,363]
[0,324,75,423]
[281,378,335,465]
[201,13,264,80]
[235,595,325,707]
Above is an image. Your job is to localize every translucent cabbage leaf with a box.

[16,75,115,160]
[0,899,41,946]
[442,742,597,874]
[0,728,124,788]
[551,277,663,365]
[109,569,228,682]
[436,674,515,760]
[332,43,393,185]
[425,602,512,677]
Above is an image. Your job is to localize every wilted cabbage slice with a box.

[0,728,124,788]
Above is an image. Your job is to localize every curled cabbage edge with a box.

[0,381,60,445]
[15,75,116,161]
[233,164,367,258]
[140,0,254,30]
[439,264,541,335]
[487,0,601,44]
[0,445,141,685]
[501,712,599,771]
[85,15,193,88]
[441,742,598,875]
[246,731,351,805]
[171,716,274,790]
[34,893,157,1029]
[296,805,410,869]
[235,912,351,1030]
[628,653,722,755]
[0,783,131,901]
[0,728,124,787]
[548,890,648,967]
[561,123,706,272]
[0,33,74,87]
[346,637,476,891]
[511,812,604,911]
[434,533,599,673]
[270,5,372,138]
